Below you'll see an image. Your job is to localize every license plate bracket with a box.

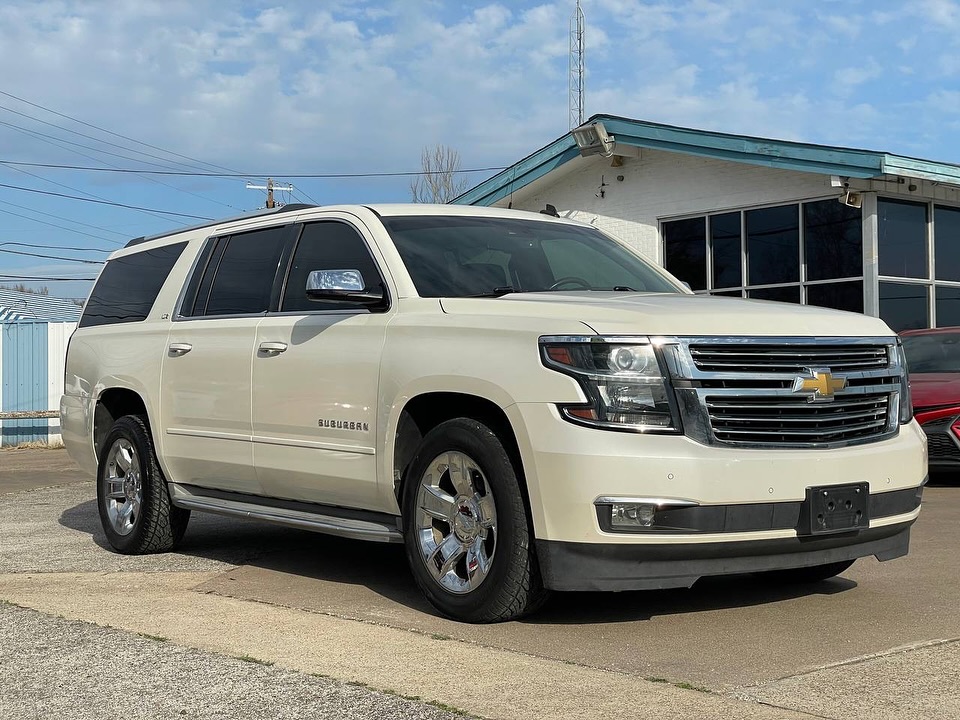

[797,482,869,536]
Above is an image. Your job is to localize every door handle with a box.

[168,343,193,356]
[258,341,288,355]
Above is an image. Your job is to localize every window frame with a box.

[79,241,188,328]
[274,219,392,316]
[875,195,960,328]
[174,223,297,321]
[660,195,865,312]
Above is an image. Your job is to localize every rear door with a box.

[252,217,392,509]
[159,224,292,493]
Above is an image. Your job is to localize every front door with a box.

[252,218,391,509]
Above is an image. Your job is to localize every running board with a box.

[168,483,403,544]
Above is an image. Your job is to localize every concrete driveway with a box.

[1,448,958,719]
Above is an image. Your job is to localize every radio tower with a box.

[569,0,585,129]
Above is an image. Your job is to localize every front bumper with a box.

[537,521,915,591]
[508,403,928,544]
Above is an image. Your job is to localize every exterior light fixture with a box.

[571,121,616,158]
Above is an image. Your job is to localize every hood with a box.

[439,292,894,338]
[909,372,960,410]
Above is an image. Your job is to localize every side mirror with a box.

[305,269,387,308]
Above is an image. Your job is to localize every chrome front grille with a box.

[705,394,889,445]
[690,345,889,373]
[660,337,904,449]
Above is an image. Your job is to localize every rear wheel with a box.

[97,415,190,554]
[762,559,856,584]
[402,418,547,623]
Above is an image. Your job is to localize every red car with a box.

[900,327,960,474]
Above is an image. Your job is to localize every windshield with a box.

[901,331,960,373]
[381,215,683,298]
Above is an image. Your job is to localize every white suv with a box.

[62,204,927,622]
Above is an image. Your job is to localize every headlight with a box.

[540,337,681,432]
[896,340,913,424]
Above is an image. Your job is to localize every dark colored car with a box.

[901,327,960,474]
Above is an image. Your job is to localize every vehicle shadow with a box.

[59,498,856,625]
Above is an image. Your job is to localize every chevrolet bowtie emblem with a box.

[792,368,847,402]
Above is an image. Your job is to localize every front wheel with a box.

[402,418,547,623]
[97,414,190,554]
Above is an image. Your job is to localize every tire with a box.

[762,559,856,584]
[96,414,190,554]
[401,418,547,623]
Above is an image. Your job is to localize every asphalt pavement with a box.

[1,448,958,720]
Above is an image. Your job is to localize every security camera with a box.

[830,175,850,189]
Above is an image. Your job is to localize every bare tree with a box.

[410,144,468,203]
[2,284,49,295]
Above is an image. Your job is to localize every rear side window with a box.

[79,242,187,328]
[194,226,287,316]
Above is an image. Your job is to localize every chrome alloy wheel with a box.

[103,438,143,537]
[415,451,498,594]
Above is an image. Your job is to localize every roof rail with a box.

[124,204,317,248]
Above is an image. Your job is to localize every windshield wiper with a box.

[463,286,517,298]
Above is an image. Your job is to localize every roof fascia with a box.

[453,137,580,206]
[455,115,912,206]
[596,116,883,178]
[881,154,960,186]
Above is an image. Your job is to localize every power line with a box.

[0,117,243,212]
[0,160,507,178]
[0,100,225,173]
[0,205,123,244]
[0,274,97,281]
[0,198,126,243]
[0,241,110,253]
[0,182,213,220]
[0,89,257,179]
[0,247,103,264]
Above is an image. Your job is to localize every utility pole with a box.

[246,178,294,208]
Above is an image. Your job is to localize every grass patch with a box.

[673,681,711,693]
[425,700,475,717]
[344,680,474,717]
[645,677,670,683]
[234,654,274,667]
[430,633,451,641]
[137,633,168,642]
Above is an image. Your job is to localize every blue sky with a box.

[2,0,960,298]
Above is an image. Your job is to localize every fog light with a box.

[611,502,657,528]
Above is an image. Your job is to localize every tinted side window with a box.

[79,242,187,328]
[203,226,287,316]
[281,222,383,312]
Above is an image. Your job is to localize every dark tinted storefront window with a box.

[804,200,862,281]
[747,205,799,285]
[748,286,801,304]
[879,282,928,331]
[879,199,928,278]
[710,212,741,288]
[663,217,707,290]
[807,281,864,313]
[79,242,187,328]
[935,205,960,282]
[937,286,960,327]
